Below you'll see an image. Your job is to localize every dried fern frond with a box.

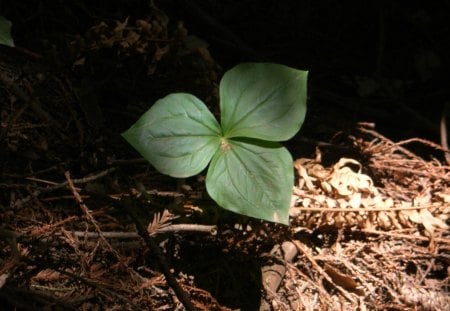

[147,209,178,236]
[291,148,449,235]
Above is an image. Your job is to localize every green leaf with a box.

[122,93,222,178]
[206,138,294,224]
[0,16,14,47]
[220,63,307,141]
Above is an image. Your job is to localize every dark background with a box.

[1,0,449,155]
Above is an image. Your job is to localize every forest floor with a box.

[1,1,449,310]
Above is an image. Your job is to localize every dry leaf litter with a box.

[270,124,450,310]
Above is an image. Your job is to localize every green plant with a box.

[0,16,14,47]
[122,63,307,224]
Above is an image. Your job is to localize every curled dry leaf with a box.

[327,158,376,196]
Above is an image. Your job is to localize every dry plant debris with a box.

[268,124,449,310]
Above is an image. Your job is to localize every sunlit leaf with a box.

[220,63,307,141]
[206,138,294,224]
[122,93,221,178]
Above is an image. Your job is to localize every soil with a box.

[1,1,449,310]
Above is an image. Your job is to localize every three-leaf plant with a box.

[122,63,307,224]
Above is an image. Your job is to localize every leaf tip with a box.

[273,212,290,226]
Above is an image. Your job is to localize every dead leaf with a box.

[32,269,65,282]
[328,158,375,196]
[324,263,364,296]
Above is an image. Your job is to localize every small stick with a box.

[68,224,218,239]
[24,177,60,185]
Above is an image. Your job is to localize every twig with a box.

[25,177,61,185]
[157,224,217,235]
[69,168,117,184]
[389,137,450,154]
[29,216,79,236]
[67,224,218,239]
[40,195,90,202]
